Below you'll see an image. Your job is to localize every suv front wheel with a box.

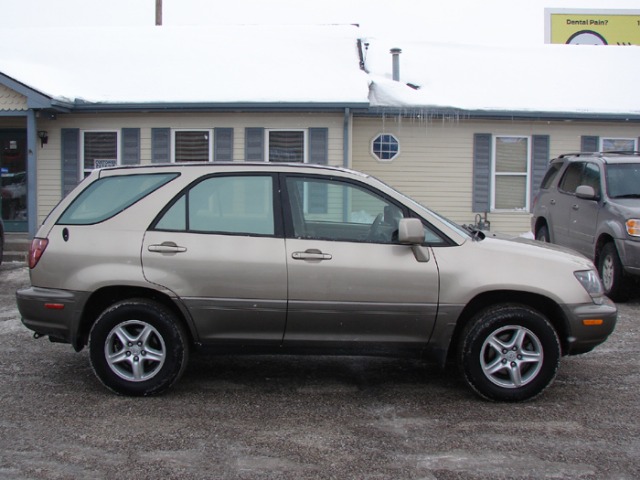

[458,304,561,402]
[89,299,190,396]
[598,243,629,301]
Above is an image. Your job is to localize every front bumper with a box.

[618,238,640,277]
[562,296,617,355]
[16,286,90,350]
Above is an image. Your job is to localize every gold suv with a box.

[17,163,617,401]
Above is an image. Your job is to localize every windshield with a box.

[606,163,640,199]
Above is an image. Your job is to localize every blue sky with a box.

[1,0,639,45]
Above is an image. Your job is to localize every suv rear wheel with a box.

[459,304,560,402]
[598,242,629,301]
[89,299,189,396]
[535,225,550,243]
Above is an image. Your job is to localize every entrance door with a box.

[0,130,27,232]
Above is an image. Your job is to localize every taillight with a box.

[29,238,49,269]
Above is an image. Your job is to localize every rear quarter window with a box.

[57,173,178,225]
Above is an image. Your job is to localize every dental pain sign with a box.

[545,9,640,45]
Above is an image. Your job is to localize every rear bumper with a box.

[562,297,617,355]
[16,286,90,350]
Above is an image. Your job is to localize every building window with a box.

[174,130,212,162]
[601,138,637,152]
[492,136,530,211]
[82,131,118,177]
[372,134,399,161]
[267,130,306,163]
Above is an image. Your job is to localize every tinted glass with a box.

[540,163,562,189]
[558,163,584,194]
[156,175,274,235]
[58,173,178,225]
[606,163,640,198]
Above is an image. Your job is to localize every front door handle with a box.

[292,249,332,261]
[148,242,187,253]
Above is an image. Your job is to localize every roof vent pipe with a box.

[155,0,162,26]
[390,48,402,81]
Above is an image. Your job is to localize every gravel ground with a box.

[1,262,639,480]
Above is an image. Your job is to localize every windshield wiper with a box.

[611,193,640,199]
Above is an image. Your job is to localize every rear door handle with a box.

[148,241,187,253]
[550,199,556,205]
[572,204,579,211]
[292,249,332,261]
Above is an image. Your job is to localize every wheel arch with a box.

[445,290,571,364]
[533,217,549,239]
[594,232,615,266]
[74,286,195,351]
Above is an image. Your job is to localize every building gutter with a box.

[362,106,640,123]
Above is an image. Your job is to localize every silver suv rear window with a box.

[57,173,178,225]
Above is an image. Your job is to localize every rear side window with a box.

[540,163,562,189]
[154,175,275,236]
[57,173,178,225]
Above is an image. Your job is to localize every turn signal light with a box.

[28,238,49,269]
[627,219,640,237]
[583,319,604,326]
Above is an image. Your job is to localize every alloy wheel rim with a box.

[104,320,166,382]
[480,325,544,389]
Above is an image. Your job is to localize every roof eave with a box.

[70,101,371,113]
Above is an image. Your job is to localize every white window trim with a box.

[171,128,214,163]
[490,135,531,212]
[600,137,638,152]
[265,129,308,163]
[80,129,120,178]
[371,133,400,162]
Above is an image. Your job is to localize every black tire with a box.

[535,225,550,243]
[458,304,561,402]
[598,242,630,302]
[89,299,189,396]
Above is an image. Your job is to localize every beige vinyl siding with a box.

[353,116,640,235]
[33,112,345,223]
[0,85,27,111]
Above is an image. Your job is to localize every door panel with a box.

[142,232,287,343]
[142,174,287,344]
[282,175,439,346]
[285,238,439,345]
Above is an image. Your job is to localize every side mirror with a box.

[575,185,597,200]
[398,218,425,244]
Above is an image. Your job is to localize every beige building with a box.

[1,26,638,237]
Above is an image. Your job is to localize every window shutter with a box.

[245,128,264,161]
[151,128,171,163]
[308,128,328,165]
[121,128,140,165]
[530,135,550,211]
[214,128,234,162]
[581,136,599,153]
[61,128,80,196]
[472,133,492,212]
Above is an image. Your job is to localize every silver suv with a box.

[532,152,640,301]
[17,163,616,401]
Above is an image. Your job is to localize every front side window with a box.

[492,136,530,211]
[286,176,404,243]
[58,173,178,225]
[174,130,212,162]
[155,175,275,236]
[372,134,399,161]
[82,131,118,177]
[601,138,637,152]
[558,162,585,194]
[268,130,305,163]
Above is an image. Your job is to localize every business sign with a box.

[545,9,640,45]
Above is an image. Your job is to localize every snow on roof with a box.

[0,25,370,105]
[1,25,638,116]
[363,38,640,116]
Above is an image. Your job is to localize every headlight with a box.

[626,219,640,237]
[574,269,604,303]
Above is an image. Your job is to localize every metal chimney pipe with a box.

[390,48,402,81]
[156,0,162,26]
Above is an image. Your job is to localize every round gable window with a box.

[372,134,399,161]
